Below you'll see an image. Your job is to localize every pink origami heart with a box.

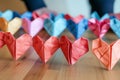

[22,18,44,37]
[92,38,120,70]
[3,32,32,60]
[32,36,59,63]
[60,36,89,64]
[32,12,49,20]
[88,18,110,38]
[64,14,84,23]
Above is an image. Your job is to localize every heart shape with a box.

[44,14,67,37]
[21,11,32,19]
[67,18,88,39]
[110,18,120,38]
[0,17,22,35]
[88,18,110,38]
[3,32,32,60]
[60,36,89,64]
[64,14,84,23]
[0,10,20,21]
[22,18,44,37]
[32,36,59,63]
[32,12,49,20]
[92,38,120,70]
[91,11,110,21]
[0,32,5,48]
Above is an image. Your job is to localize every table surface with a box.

[0,29,120,80]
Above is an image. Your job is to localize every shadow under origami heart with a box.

[92,38,120,70]
[60,36,89,65]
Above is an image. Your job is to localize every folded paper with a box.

[0,32,5,48]
[21,11,32,19]
[60,36,89,64]
[22,18,44,37]
[110,18,120,38]
[2,32,32,60]
[0,10,20,21]
[92,38,120,70]
[67,19,88,39]
[0,17,22,35]
[44,14,67,37]
[64,14,84,23]
[33,35,59,63]
[88,18,110,38]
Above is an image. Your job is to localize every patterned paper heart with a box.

[60,36,89,64]
[32,36,59,63]
[0,10,20,21]
[67,19,88,39]
[110,18,120,38]
[22,18,44,37]
[64,14,84,23]
[3,32,32,60]
[92,38,120,70]
[0,17,22,35]
[88,18,110,38]
[44,14,67,37]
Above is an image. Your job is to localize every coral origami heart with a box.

[3,32,32,60]
[60,36,89,64]
[0,17,22,35]
[32,36,59,63]
[92,38,120,70]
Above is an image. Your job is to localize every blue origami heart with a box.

[110,18,120,38]
[0,10,20,21]
[44,14,67,37]
[67,18,88,39]
[21,11,32,19]
[91,11,110,21]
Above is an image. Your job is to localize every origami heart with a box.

[110,18,120,38]
[88,18,110,38]
[32,12,49,20]
[67,19,88,39]
[44,14,67,36]
[22,18,44,37]
[0,32,5,48]
[32,36,59,63]
[64,14,84,23]
[92,38,120,70]
[0,10,20,21]
[60,36,89,64]
[91,11,110,21]
[21,11,32,19]
[3,32,32,60]
[0,17,22,35]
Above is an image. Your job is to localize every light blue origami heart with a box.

[21,11,32,19]
[44,14,67,37]
[91,11,110,21]
[67,18,88,39]
[0,10,20,21]
[110,18,120,38]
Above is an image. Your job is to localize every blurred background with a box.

[0,0,120,18]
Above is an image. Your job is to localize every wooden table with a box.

[0,29,120,80]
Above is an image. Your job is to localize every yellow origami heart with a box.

[0,17,22,35]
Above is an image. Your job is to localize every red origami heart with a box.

[92,38,120,70]
[32,36,59,63]
[0,32,5,48]
[60,36,89,64]
[3,32,32,60]
[88,18,110,38]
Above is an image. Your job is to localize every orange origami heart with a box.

[92,38,120,70]
[3,32,32,60]
[60,36,89,64]
[0,17,22,35]
[32,36,59,63]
